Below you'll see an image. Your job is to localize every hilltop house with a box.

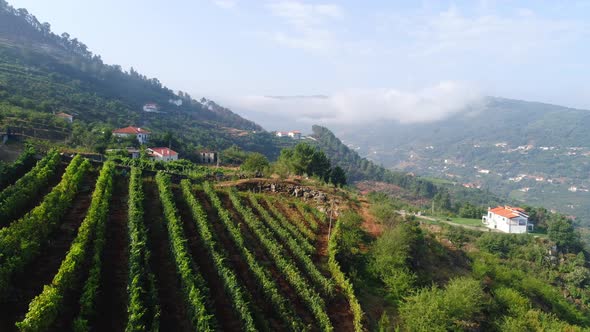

[198,150,217,164]
[275,130,302,139]
[148,147,178,162]
[55,112,73,123]
[112,126,151,144]
[143,103,159,112]
[482,206,533,234]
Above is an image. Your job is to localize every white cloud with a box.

[226,82,483,125]
[267,1,343,52]
[378,7,589,62]
[213,0,237,10]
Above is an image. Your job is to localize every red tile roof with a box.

[112,126,151,135]
[148,147,178,157]
[55,112,72,118]
[489,206,528,219]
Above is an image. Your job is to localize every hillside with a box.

[0,151,587,331]
[332,97,590,225]
[0,2,292,160]
[309,125,505,209]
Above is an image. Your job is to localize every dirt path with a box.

[0,173,96,332]
[143,179,192,332]
[94,175,130,332]
[172,187,243,331]
[358,199,383,237]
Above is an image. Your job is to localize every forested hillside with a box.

[333,97,590,226]
[0,1,292,159]
[310,125,504,208]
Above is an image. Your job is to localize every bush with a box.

[399,277,485,331]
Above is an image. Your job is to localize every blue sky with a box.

[7,0,590,125]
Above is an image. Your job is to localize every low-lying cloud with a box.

[226,81,482,126]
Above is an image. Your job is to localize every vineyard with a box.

[0,153,363,332]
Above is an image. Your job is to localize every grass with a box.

[447,217,484,227]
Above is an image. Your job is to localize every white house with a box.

[112,126,151,144]
[143,103,159,112]
[276,130,302,139]
[482,206,533,234]
[169,98,183,106]
[148,147,178,162]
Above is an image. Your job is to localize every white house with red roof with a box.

[112,126,151,144]
[482,205,533,233]
[148,147,178,162]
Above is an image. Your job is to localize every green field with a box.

[448,217,484,227]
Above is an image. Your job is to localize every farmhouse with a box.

[482,205,533,234]
[198,150,217,164]
[148,147,178,162]
[55,112,73,123]
[112,126,151,144]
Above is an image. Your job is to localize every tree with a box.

[330,166,347,187]
[433,191,452,212]
[548,216,580,252]
[240,152,269,176]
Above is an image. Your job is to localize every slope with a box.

[333,97,590,224]
[0,1,289,159]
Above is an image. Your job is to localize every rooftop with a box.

[148,147,178,156]
[112,126,151,135]
[489,205,529,219]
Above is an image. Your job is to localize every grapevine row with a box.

[295,202,320,231]
[125,167,160,332]
[264,196,316,241]
[0,149,60,226]
[73,161,117,331]
[180,180,256,332]
[202,182,304,331]
[0,155,90,297]
[155,172,215,331]
[227,189,333,331]
[328,217,364,332]
[247,193,334,295]
[16,161,115,331]
[252,194,314,253]
[0,146,37,190]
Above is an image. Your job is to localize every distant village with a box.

[52,101,307,166]
[54,101,219,165]
[107,125,218,164]
[398,141,590,196]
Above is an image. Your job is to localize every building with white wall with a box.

[482,206,533,234]
[148,147,178,162]
[112,126,151,144]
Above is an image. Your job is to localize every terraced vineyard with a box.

[0,153,363,331]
